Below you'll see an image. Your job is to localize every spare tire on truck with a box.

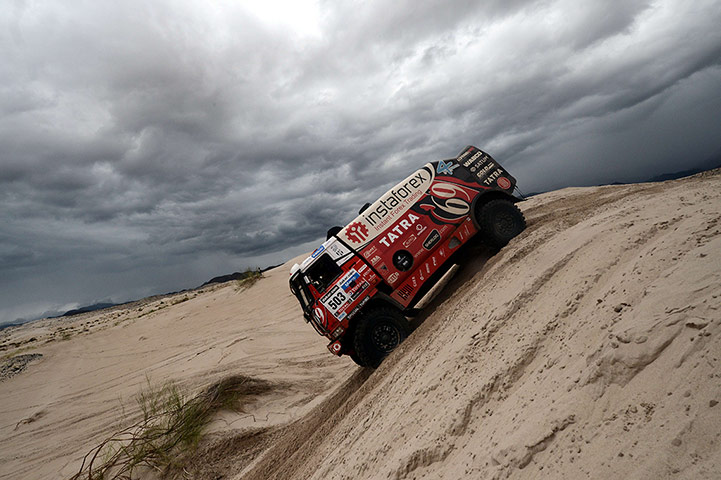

[475,198,526,248]
[352,306,411,368]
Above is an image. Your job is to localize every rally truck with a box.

[289,146,525,367]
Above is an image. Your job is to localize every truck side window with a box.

[306,254,342,294]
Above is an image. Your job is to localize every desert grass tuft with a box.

[71,375,272,480]
[235,268,263,291]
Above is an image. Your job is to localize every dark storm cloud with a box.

[2,0,721,324]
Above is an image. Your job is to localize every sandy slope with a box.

[2,170,720,480]
[236,170,721,480]
[0,264,353,479]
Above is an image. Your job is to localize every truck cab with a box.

[290,146,525,367]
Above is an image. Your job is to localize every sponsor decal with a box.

[437,159,460,175]
[347,296,370,321]
[397,284,414,300]
[362,269,374,282]
[497,176,511,190]
[416,182,472,224]
[349,281,369,301]
[370,255,381,266]
[363,245,378,258]
[340,166,435,248]
[473,161,495,176]
[311,245,325,258]
[379,212,420,247]
[323,268,368,306]
[483,169,503,185]
[329,341,342,354]
[346,222,369,243]
[462,149,491,169]
[326,240,351,260]
[321,284,349,318]
[415,223,427,235]
[361,169,432,228]
[379,264,388,271]
[460,149,506,188]
[456,147,475,163]
[402,234,417,248]
[388,272,400,284]
[392,250,413,271]
[340,270,360,292]
[423,229,441,250]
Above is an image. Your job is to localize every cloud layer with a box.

[2,0,721,323]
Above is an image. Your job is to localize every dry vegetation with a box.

[71,376,273,480]
[234,269,264,292]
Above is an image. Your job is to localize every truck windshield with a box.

[305,253,342,294]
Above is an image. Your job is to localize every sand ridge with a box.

[0,263,353,479]
[237,170,721,480]
[2,170,720,479]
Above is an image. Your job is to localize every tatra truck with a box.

[289,146,525,367]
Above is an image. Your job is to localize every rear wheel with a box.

[475,199,526,248]
[353,307,410,368]
[349,351,365,367]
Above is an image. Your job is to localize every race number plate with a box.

[320,284,350,319]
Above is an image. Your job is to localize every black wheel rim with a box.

[370,321,401,353]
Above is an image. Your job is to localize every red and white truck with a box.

[289,146,525,367]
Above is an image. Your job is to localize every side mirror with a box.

[326,226,342,240]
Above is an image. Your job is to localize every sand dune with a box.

[2,169,720,479]
[237,170,721,480]
[0,266,354,479]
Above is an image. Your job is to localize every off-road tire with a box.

[353,307,410,368]
[349,351,365,367]
[476,199,526,248]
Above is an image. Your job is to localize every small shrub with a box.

[235,268,263,291]
[173,296,189,305]
[71,375,272,480]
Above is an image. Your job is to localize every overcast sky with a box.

[2,0,721,325]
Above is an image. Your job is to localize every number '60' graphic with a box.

[420,182,471,222]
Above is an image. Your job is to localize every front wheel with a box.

[353,307,410,368]
[475,199,526,248]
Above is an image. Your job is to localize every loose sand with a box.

[2,169,720,479]
[0,267,354,479]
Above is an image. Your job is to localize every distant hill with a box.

[62,302,118,317]
[200,271,259,287]
[523,154,721,198]
[58,265,284,319]
[200,264,283,288]
[638,152,721,184]
[645,165,720,182]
